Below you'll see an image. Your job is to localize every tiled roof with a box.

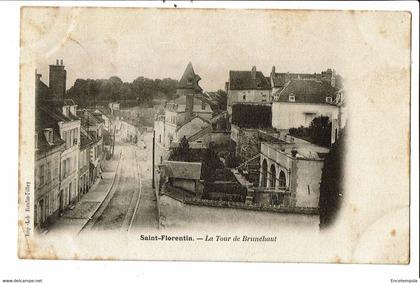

[275,80,338,104]
[35,107,65,153]
[162,161,202,180]
[228,70,271,90]
[176,115,210,131]
[178,62,203,92]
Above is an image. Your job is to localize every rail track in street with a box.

[78,144,142,234]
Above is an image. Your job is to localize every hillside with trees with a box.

[66,76,178,107]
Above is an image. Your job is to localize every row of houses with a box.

[156,62,346,212]
[34,60,114,231]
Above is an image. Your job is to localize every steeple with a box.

[177,62,202,93]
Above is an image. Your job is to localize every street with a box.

[45,131,159,237]
[85,131,159,233]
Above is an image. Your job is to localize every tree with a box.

[66,75,179,106]
[319,127,345,229]
[309,116,332,147]
[178,136,190,162]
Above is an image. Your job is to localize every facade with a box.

[79,129,93,196]
[77,109,104,184]
[226,66,272,114]
[39,101,82,211]
[271,79,342,144]
[258,137,329,208]
[34,108,65,230]
[57,102,81,208]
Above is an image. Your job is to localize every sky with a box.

[21,7,406,92]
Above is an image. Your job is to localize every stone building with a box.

[258,136,330,208]
[271,79,343,144]
[77,109,104,184]
[226,66,272,115]
[34,107,65,230]
[38,100,82,212]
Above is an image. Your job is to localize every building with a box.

[154,62,214,164]
[39,100,82,211]
[258,136,330,208]
[77,109,104,184]
[34,107,65,230]
[226,66,272,114]
[271,79,342,144]
[160,161,204,198]
[269,66,337,94]
[79,128,93,196]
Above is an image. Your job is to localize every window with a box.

[289,95,295,102]
[279,171,286,188]
[243,95,246,101]
[39,164,45,185]
[326,96,332,103]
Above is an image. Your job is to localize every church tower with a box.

[177,62,203,119]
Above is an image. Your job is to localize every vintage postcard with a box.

[18,6,411,263]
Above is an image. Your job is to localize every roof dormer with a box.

[43,128,54,144]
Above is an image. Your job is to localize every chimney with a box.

[251,66,256,79]
[271,66,276,76]
[60,59,63,65]
[291,149,298,157]
[56,59,59,65]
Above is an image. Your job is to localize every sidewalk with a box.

[45,150,121,237]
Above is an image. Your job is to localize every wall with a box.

[272,102,339,130]
[260,143,325,208]
[227,89,271,114]
[295,159,324,208]
[34,149,62,228]
[59,120,80,206]
[171,178,196,194]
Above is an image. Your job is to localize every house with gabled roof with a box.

[34,107,66,230]
[271,79,343,144]
[226,66,272,115]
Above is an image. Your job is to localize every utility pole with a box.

[152,130,155,189]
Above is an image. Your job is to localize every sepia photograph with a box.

[16,4,413,266]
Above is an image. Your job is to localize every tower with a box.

[49,59,67,100]
[177,62,203,120]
